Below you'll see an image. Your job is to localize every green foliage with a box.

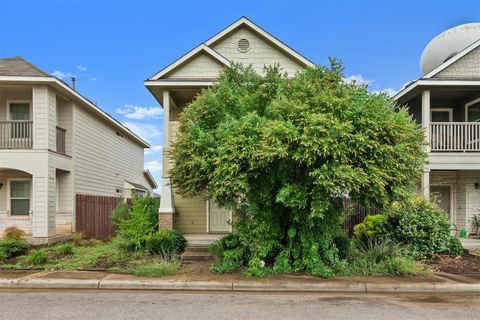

[25,250,48,265]
[111,201,130,227]
[2,226,25,242]
[353,214,386,238]
[131,259,181,277]
[333,233,351,260]
[0,240,29,260]
[117,194,160,252]
[144,230,187,257]
[354,236,401,264]
[171,62,426,276]
[383,197,463,260]
[56,243,74,255]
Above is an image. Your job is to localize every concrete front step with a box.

[185,245,210,253]
[181,251,214,262]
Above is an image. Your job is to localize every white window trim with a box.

[206,199,232,233]
[6,100,32,121]
[431,108,453,122]
[6,178,33,218]
[465,97,480,122]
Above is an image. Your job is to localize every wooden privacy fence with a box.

[75,194,121,240]
[342,198,379,237]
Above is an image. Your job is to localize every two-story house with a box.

[395,23,480,233]
[145,17,314,237]
[0,57,157,244]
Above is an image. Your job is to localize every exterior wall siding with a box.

[434,46,480,79]
[172,190,206,234]
[165,53,225,79]
[211,27,305,76]
[72,104,146,197]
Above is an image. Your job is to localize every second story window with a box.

[9,102,30,121]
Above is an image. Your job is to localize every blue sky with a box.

[1,0,479,189]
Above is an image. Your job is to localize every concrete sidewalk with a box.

[0,269,479,293]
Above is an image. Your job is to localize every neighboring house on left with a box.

[0,57,157,244]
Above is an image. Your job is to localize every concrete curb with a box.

[1,277,479,292]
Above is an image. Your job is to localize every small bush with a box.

[333,233,351,260]
[117,194,160,252]
[0,240,29,260]
[3,227,25,242]
[0,247,9,261]
[25,250,48,265]
[209,234,247,273]
[111,201,129,227]
[384,197,463,260]
[354,236,401,264]
[353,214,386,238]
[56,243,74,255]
[144,230,187,257]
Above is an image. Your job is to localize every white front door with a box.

[208,200,231,233]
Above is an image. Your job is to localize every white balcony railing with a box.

[430,122,480,151]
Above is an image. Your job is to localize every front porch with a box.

[0,166,73,244]
[426,170,480,235]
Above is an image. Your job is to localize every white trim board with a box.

[431,108,453,122]
[394,80,480,101]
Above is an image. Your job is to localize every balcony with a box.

[430,122,480,151]
[56,126,66,155]
[0,121,33,149]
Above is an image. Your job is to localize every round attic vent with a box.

[237,38,250,52]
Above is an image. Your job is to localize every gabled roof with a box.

[423,39,480,79]
[147,17,315,82]
[205,17,315,68]
[0,57,50,77]
[0,57,149,148]
[149,44,231,80]
[143,170,158,189]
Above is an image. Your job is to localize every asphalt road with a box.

[0,290,479,320]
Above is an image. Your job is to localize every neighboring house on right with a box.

[395,23,480,234]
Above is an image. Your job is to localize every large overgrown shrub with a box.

[171,62,426,276]
[111,201,130,227]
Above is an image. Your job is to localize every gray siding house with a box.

[0,57,157,244]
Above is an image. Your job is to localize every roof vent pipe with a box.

[71,77,76,91]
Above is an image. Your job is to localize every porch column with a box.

[159,90,175,230]
[32,166,56,237]
[421,168,430,198]
[32,86,56,150]
[422,90,431,152]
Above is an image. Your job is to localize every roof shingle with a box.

[0,57,51,77]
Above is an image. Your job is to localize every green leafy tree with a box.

[171,61,426,276]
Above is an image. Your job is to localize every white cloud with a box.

[123,121,162,142]
[77,65,88,71]
[116,104,163,120]
[144,160,162,172]
[343,74,373,86]
[51,70,75,80]
[144,145,163,155]
[373,88,398,97]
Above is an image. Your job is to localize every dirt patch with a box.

[429,252,480,274]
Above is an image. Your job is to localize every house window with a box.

[9,102,30,121]
[10,180,31,216]
[467,102,480,122]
